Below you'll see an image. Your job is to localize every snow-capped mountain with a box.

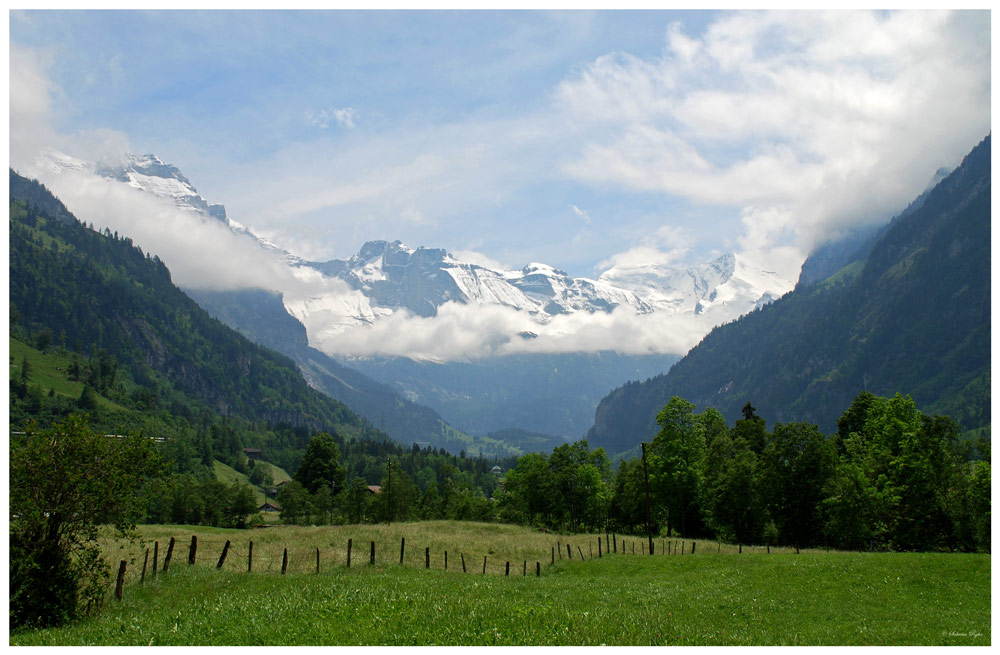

[599,252,788,320]
[96,153,229,222]
[292,239,790,344]
[306,239,653,321]
[34,149,229,222]
[31,148,293,253]
[29,148,795,357]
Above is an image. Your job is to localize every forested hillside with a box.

[8,170,513,516]
[587,136,991,455]
[187,287,510,456]
[10,173,370,434]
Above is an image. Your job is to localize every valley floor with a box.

[11,522,990,646]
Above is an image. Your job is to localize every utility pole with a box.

[641,442,654,555]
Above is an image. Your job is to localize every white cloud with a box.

[309,300,706,362]
[9,45,58,169]
[557,10,990,254]
[10,44,134,172]
[451,249,509,271]
[31,168,351,303]
[570,204,592,225]
[9,11,989,365]
[597,224,693,274]
[307,106,356,129]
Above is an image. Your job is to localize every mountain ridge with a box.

[32,146,795,360]
[585,135,991,455]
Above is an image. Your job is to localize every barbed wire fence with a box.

[108,530,804,602]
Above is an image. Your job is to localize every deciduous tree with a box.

[10,415,166,629]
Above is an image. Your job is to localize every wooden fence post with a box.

[598,538,602,558]
[692,541,696,554]
[461,553,466,573]
[578,545,585,560]
[767,544,770,554]
[347,538,352,567]
[567,543,572,559]
[551,547,555,564]
[641,542,645,555]
[505,561,510,576]
[523,561,526,576]
[115,560,126,601]
[613,534,617,554]
[681,541,685,555]
[557,541,562,559]
[739,543,742,554]
[590,543,593,559]
[400,537,405,565]
[152,540,159,577]
[248,541,253,573]
[282,548,288,574]
[425,547,430,569]
[140,549,149,584]
[370,541,375,566]
[162,537,175,573]
[188,535,197,565]
[482,555,487,574]
[536,562,540,577]
[217,540,231,569]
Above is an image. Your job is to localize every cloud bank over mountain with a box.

[9,10,990,361]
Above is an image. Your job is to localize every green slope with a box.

[9,171,383,446]
[587,135,991,454]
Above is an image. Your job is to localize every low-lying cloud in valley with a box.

[299,301,707,362]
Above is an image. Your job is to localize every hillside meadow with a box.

[11,521,990,646]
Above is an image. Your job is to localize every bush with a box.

[9,416,166,630]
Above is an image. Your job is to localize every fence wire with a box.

[108,532,809,602]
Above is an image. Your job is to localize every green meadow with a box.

[10,522,990,646]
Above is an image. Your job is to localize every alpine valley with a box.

[25,148,795,451]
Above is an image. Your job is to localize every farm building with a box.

[243,447,263,460]
[258,501,281,513]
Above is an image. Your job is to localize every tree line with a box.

[213,389,989,555]
[501,393,990,553]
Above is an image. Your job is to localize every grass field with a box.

[9,339,124,411]
[11,522,990,646]
[212,459,291,509]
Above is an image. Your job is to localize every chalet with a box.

[243,447,263,460]
[366,485,382,495]
[259,501,281,513]
[491,465,503,475]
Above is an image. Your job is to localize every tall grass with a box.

[105,521,574,578]
[17,523,990,646]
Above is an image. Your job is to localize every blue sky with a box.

[9,9,992,282]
